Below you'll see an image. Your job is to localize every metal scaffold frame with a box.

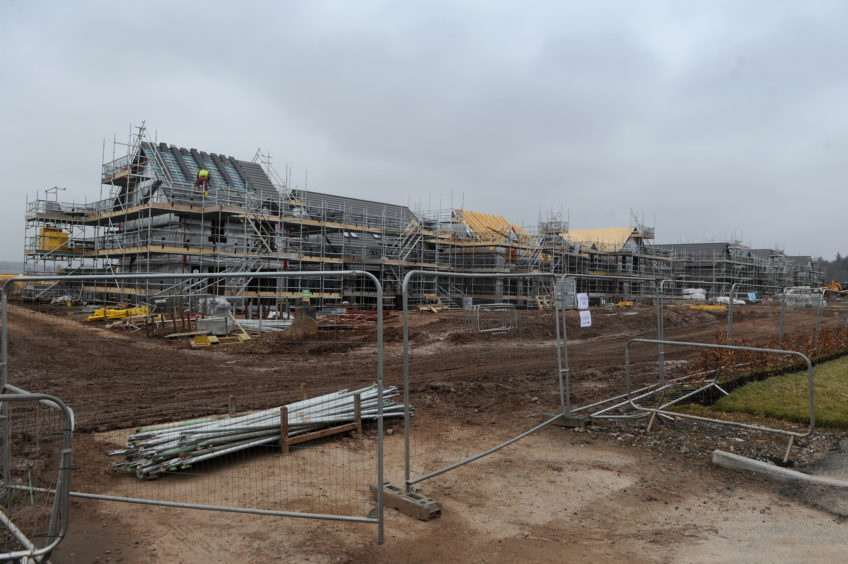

[21,125,826,310]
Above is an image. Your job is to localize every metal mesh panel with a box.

[0,393,72,560]
[3,272,386,540]
[402,272,564,488]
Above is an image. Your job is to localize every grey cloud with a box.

[0,0,845,261]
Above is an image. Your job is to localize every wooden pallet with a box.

[279,393,363,454]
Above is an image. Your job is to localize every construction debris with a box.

[417,295,444,313]
[165,330,209,339]
[319,310,398,329]
[279,305,319,339]
[417,305,441,313]
[534,295,553,310]
[108,385,408,479]
[230,318,293,333]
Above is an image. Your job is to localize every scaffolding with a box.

[22,125,826,310]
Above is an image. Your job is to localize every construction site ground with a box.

[6,302,848,562]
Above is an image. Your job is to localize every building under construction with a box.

[23,126,825,309]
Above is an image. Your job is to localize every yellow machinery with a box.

[821,280,844,293]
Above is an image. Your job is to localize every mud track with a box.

[7,302,844,432]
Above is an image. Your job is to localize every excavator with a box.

[820,280,848,293]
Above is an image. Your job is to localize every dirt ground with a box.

[4,300,847,562]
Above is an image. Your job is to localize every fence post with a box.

[727,282,737,344]
[657,280,667,385]
[280,406,289,454]
[779,297,785,339]
[354,393,362,435]
[2,285,9,499]
[555,275,569,415]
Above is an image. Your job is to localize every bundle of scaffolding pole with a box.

[109,384,407,479]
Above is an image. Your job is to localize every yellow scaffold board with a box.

[191,335,219,348]
[190,333,249,348]
[88,305,150,322]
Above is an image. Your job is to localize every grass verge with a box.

[705,355,848,429]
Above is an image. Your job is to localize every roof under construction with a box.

[452,210,531,243]
[565,227,648,254]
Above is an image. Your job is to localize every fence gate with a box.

[3,271,387,544]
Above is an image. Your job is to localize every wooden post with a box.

[280,406,289,454]
[782,435,795,464]
[354,392,362,436]
[646,390,666,433]
[646,410,659,433]
[300,382,308,401]
[228,395,235,416]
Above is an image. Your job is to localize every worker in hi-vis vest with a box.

[195,168,210,195]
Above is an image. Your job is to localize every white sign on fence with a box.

[577,293,589,310]
[580,310,592,327]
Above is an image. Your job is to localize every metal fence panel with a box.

[625,339,816,439]
[401,271,565,489]
[471,303,518,333]
[2,272,385,543]
[652,280,841,385]
[0,392,73,561]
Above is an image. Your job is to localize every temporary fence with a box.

[652,280,844,385]
[554,273,657,414]
[556,276,839,433]
[401,271,565,491]
[467,303,518,333]
[0,391,73,562]
[2,271,387,544]
[624,339,816,451]
[564,272,657,305]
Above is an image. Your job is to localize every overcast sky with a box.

[1,0,846,262]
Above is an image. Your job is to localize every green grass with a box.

[710,355,848,429]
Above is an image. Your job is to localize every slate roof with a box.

[141,142,281,200]
[750,249,785,260]
[787,255,813,267]
[289,189,415,226]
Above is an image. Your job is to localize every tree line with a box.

[824,253,848,283]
